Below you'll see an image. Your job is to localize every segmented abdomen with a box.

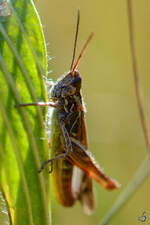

[50,109,76,206]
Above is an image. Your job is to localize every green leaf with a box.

[0,0,51,225]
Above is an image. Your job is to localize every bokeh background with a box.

[35,1,150,225]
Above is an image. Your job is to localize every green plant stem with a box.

[99,156,150,225]
[127,0,150,155]
[98,1,150,224]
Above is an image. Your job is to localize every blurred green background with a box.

[35,1,150,225]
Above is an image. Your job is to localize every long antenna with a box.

[71,32,94,76]
[70,9,80,71]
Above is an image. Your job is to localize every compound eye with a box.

[71,76,81,85]
[70,76,81,92]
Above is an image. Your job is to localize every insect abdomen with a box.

[52,158,75,206]
[50,109,76,206]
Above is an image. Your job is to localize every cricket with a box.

[16,9,119,214]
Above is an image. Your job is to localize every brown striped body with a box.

[50,100,95,212]
[16,11,119,214]
[50,71,119,214]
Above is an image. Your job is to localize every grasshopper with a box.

[17,9,119,214]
